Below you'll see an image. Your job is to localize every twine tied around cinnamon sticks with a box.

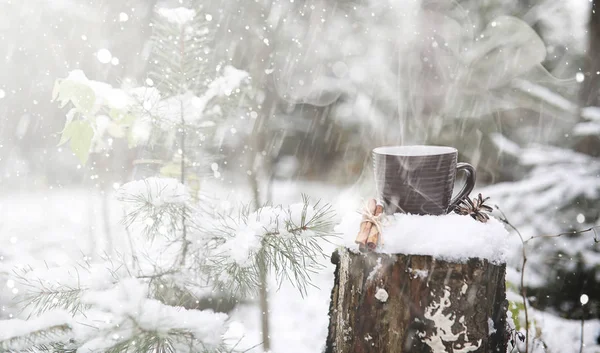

[355,199,385,252]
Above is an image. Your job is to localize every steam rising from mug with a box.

[267,0,554,129]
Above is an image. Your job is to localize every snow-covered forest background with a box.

[1,0,600,352]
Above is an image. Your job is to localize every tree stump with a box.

[325,249,508,353]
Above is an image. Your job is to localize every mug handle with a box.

[448,163,476,211]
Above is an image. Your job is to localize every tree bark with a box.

[326,249,508,353]
[576,0,600,157]
[580,0,600,107]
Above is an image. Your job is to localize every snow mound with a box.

[156,7,196,25]
[335,212,511,264]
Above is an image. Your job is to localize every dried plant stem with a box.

[123,209,140,272]
[176,27,189,267]
[253,175,271,352]
[495,205,600,353]
[258,251,270,352]
[496,208,530,353]
[520,255,529,353]
[247,91,271,352]
[523,227,600,244]
[579,316,585,353]
[179,97,188,266]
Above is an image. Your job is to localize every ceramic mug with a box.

[373,145,476,215]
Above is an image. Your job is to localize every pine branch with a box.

[18,342,77,353]
[148,9,214,98]
[18,288,86,318]
[12,268,89,317]
[0,312,72,352]
[118,180,193,241]
[206,195,336,297]
[0,324,71,351]
[92,313,226,353]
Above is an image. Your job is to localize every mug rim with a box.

[373,145,457,156]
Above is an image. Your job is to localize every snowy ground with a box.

[0,180,599,352]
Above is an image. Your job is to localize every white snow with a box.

[211,202,319,267]
[574,121,600,136]
[215,219,264,267]
[129,86,161,111]
[374,288,388,302]
[156,7,196,25]
[530,308,600,353]
[96,49,112,64]
[60,70,134,110]
[487,317,496,336]
[581,106,600,121]
[153,93,212,127]
[367,258,382,282]
[81,278,227,345]
[336,212,511,264]
[512,79,578,113]
[0,310,72,341]
[409,268,429,279]
[116,177,190,207]
[489,132,521,157]
[137,66,248,129]
[205,65,249,99]
[565,0,593,54]
[505,288,600,353]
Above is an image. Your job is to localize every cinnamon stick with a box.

[355,199,377,251]
[366,205,383,251]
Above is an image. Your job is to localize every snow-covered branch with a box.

[0,311,72,352]
[205,195,336,297]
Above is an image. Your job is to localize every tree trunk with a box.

[326,249,508,353]
[576,0,600,157]
[580,0,600,107]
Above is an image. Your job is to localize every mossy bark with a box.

[326,249,508,353]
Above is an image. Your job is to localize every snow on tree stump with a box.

[326,212,512,353]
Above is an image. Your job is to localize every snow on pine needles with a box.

[205,195,336,297]
[117,177,191,241]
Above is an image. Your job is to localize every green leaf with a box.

[508,300,525,331]
[506,281,518,292]
[67,121,94,164]
[159,163,181,178]
[72,85,96,114]
[58,121,76,146]
[56,80,96,114]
